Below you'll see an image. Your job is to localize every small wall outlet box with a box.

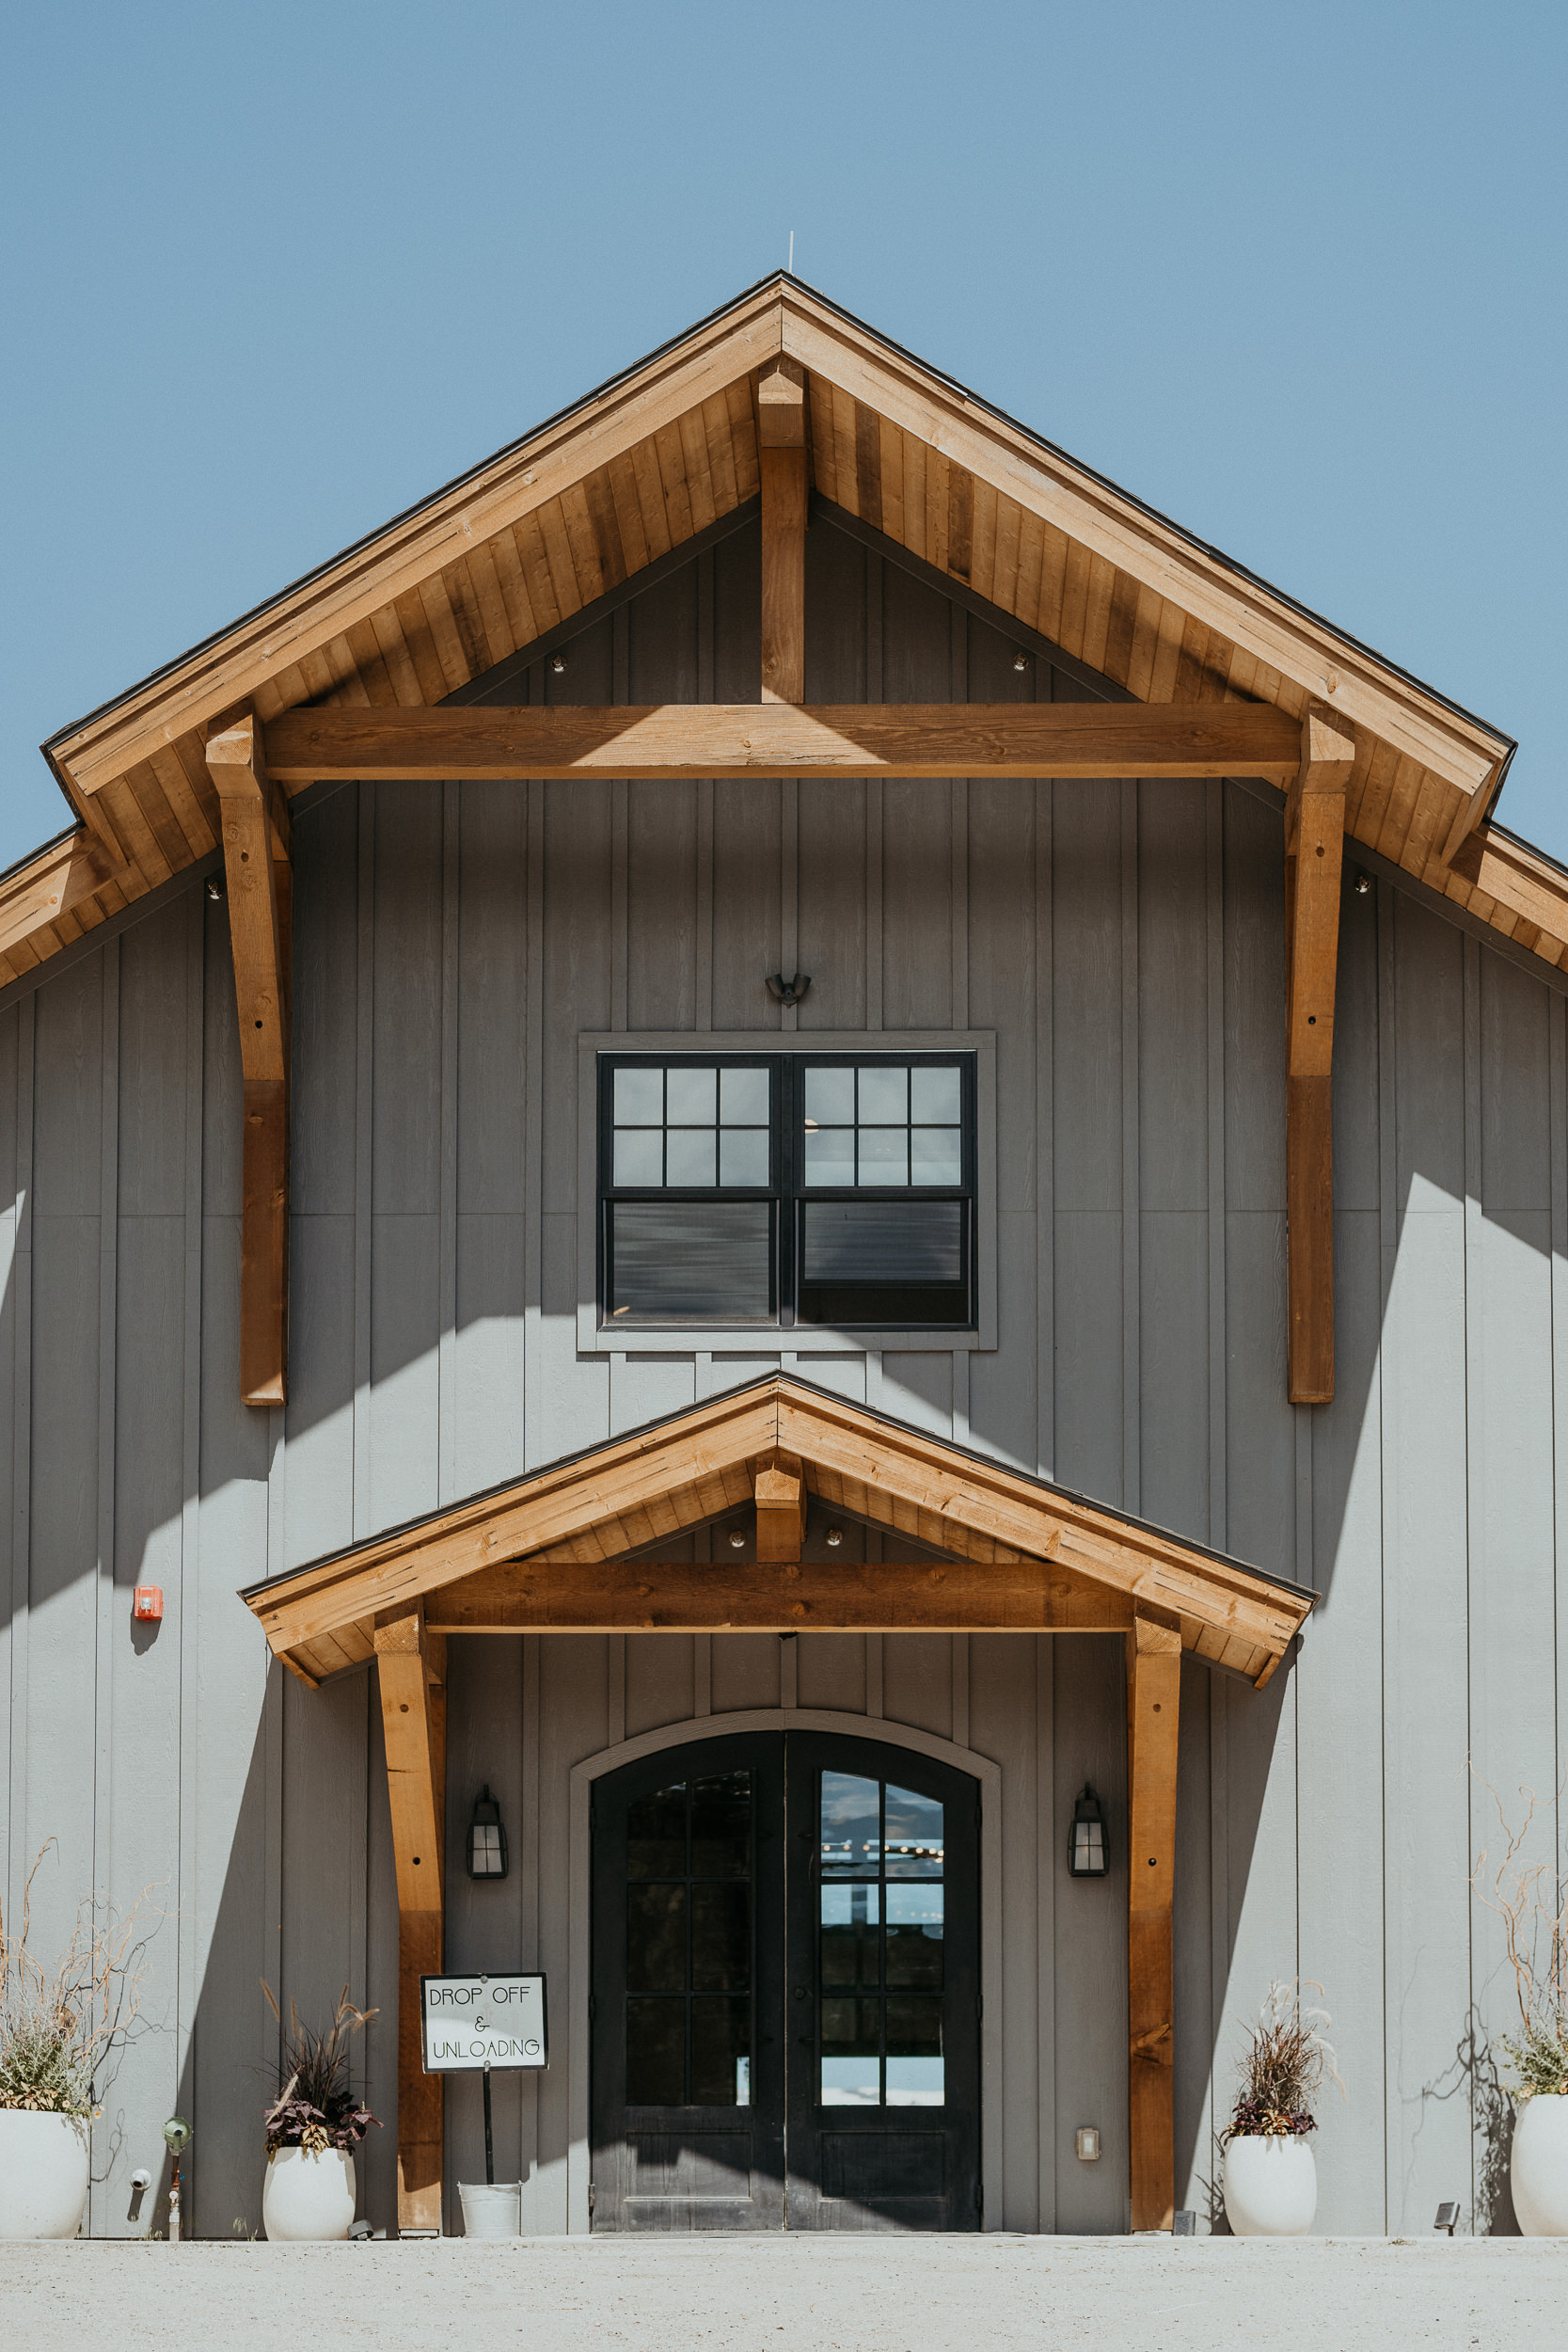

[133,1586,164,1622]
[1075,2126,1101,2163]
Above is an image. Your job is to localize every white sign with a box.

[420,1973,547,2073]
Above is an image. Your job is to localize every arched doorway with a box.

[590,1728,980,2231]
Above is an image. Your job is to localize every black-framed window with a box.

[598,1051,975,1329]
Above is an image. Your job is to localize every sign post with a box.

[420,1973,547,2188]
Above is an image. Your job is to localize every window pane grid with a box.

[802,1062,963,1192]
[611,1062,771,1194]
[601,1052,974,1330]
[818,1772,945,2109]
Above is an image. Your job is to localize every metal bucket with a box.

[458,2181,522,2238]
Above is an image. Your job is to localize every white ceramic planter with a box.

[1222,2134,1317,2236]
[1512,2093,1568,2236]
[0,2110,91,2240]
[262,2144,357,2241]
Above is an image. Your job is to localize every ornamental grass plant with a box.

[261,1980,380,2154]
[1225,1979,1343,2141]
[1471,1773,1568,2101]
[0,1841,158,2119]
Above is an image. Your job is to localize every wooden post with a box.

[206,713,292,1405]
[1126,1607,1181,2232]
[753,1453,806,1564]
[374,1603,447,2235]
[758,358,806,703]
[1284,705,1356,1404]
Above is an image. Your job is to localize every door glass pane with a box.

[885,1996,944,2106]
[820,1881,880,1986]
[820,1997,882,2106]
[627,1783,686,1877]
[691,1997,752,2106]
[820,1773,880,1875]
[667,1067,717,1123]
[690,1772,751,1876]
[691,1883,750,1992]
[885,1884,943,1989]
[626,1998,685,2105]
[627,1884,687,1992]
[885,1784,944,1875]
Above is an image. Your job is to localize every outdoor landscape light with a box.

[1068,1783,1108,1877]
[467,1785,509,1881]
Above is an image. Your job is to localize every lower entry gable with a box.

[241,1373,1314,1687]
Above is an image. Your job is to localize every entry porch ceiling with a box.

[11,275,1555,991]
[241,1375,1314,1692]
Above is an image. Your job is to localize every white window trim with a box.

[576,1030,998,1355]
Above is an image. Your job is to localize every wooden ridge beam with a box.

[758,357,807,703]
[263,701,1303,785]
[206,713,292,1406]
[425,1553,1134,1634]
[1126,1608,1181,2233]
[374,1604,447,2237]
[1285,705,1356,1404]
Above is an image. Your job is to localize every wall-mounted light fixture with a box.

[550,654,567,675]
[1068,1783,1108,1878]
[467,1785,509,1881]
[824,1526,843,1549]
[766,973,812,1007]
[1353,870,1373,897]
[728,1528,747,1550]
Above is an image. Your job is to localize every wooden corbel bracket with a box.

[1285,704,1356,1404]
[205,711,292,1406]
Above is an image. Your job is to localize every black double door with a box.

[591,1730,979,2231]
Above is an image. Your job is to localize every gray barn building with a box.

[2,276,1560,2240]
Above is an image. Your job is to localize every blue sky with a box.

[3,1,1563,868]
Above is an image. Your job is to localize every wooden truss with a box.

[243,1374,1313,2238]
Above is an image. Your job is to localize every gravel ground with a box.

[1,2235,1563,2352]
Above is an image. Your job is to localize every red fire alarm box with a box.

[133,1586,164,1622]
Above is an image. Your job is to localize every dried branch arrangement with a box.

[0,1841,160,2118]
[261,1980,380,2154]
[1471,1774,1568,2100]
[1225,1979,1344,2141]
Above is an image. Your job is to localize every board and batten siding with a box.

[0,507,1564,2237]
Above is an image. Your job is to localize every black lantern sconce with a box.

[467,1785,509,1881]
[1068,1783,1108,1878]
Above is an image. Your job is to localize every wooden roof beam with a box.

[206,713,291,1406]
[1286,705,1356,1405]
[758,358,807,703]
[262,701,1303,785]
